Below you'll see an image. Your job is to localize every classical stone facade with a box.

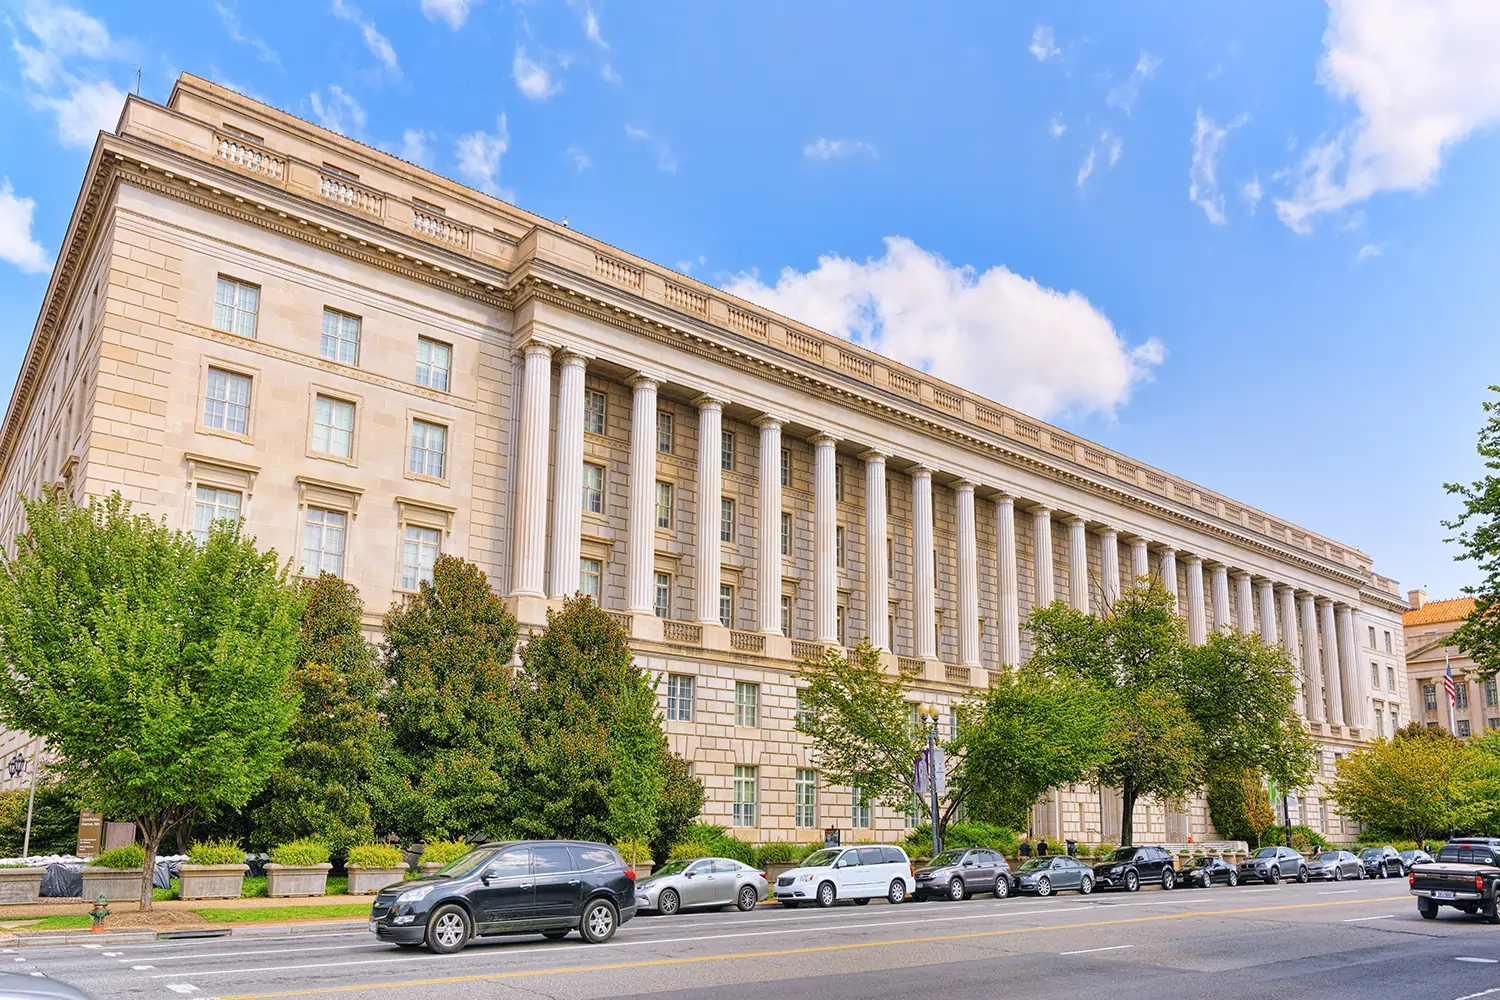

[1404,592,1494,738]
[0,75,1410,844]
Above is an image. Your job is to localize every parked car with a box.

[1306,850,1365,881]
[1410,838,1500,922]
[634,857,767,915]
[1360,846,1404,879]
[1014,856,1093,896]
[1399,848,1435,874]
[1092,845,1177,892]
[0,972,95,1000]
[913,847,1012,901]
[774,845,913,908]
[1180,856,1238,888]
[369,840,637,954]
[1238,846,1308,884]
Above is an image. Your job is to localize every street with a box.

[12,877,1500,1000]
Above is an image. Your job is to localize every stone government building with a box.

[0,75,1410,844]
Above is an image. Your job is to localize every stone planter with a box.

[178,863,247,901]
[264,862,332,898]
[81,867,145,902]
[764,862,798,884]
[346,865,406,895]
[419,862,443,877]
[0,868,45,905]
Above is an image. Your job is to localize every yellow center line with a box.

[214,895,1410,1000]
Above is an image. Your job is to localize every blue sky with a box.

[1,0,1498,599]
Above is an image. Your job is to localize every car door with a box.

[1138,848,1160,883]
[679,859,716,907]
[710,860,744,905]
[473,848,533,930]
[1059,858,1082,890]
[971,850,997,892]
[531,844,584,921]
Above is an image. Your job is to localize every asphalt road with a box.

[13,876,1500,1000]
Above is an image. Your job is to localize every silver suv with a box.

[1238,846,1308,884]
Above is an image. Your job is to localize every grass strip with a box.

[193,903,370,923]
[19,915,94,931]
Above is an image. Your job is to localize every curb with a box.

[0,918,369,947]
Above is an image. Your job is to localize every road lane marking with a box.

[1456,957,1500,963]
[210,894,1412,1000]
[1342,914,1395,922]
[1318,890,1357,895]
[1060,944,1133,955]
[1455,987,1500,1000]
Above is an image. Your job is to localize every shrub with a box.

[421,839,473,867]
[187,839,246,866]
[347,844,405,868]
[269,839,331,866]
[667,839,715,862]
[89,844,146,869]
[614,839,652,866]
[679,823,756,865]
[0,862,35,868]
[1288,825,1330,855]
[905,822,1018,858]
[753,842,802,866]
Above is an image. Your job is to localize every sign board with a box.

[823,828,841,849]
[103,822,137,851]
[76,809,103,858]
[914,746,946,798]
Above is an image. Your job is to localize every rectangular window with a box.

[780,595,791,637]
[721,430,735,471]
[851,787,871,829]
[582,463,604,514]
[585,389,606,435]
[780,448,790,487]
[1459,719,1472,738]
[213,276,259,337]
[795,691,814,730]
[834,463,844,502]
[1490,718,1500,731]
[192,486,241,543]
[1368,625,1376,648]
[656,411,673,454]
[718,584,733,628]
[580,557,602,602]
[885,477,891,509]
[1487,679,1498,708]
[654,571,671,619]
[887,538,894,574]
[835,526,845,568]
[1375,711,1384,738]
[666,674,694,722]
[400,524,441,589]
[735,681,759,727]
[203,368,251,435]
[312,395,355,458]
[1424,684,1438,711]
[415,337,451,391]
[319,308,360,366]
[733,765,757,827]
[720,497,735,543]
[1458,681,1471,710]
[780,512,791,557]
[408,419,447,478]
[888,612,895,646]
[301,506,347,578]
[1384,631,1393,653]
[795,770,817,828]
[836,604,846,646]
[1371,662,1380,689]
[655,482,672,529]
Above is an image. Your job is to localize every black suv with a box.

[1093,845,1177,892]
[369,840,637,953]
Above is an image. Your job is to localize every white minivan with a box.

[774,845,914,908]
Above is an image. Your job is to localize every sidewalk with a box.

[0,893,376,943]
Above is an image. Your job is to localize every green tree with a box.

[0,778,81,857]
[0,491,301,908]
[1445,386,1500,679]
[1331,725,1500,842]
[377,555,519,840]
[252,573,383,857]
[1205,766,1278,847]
[651,752,706,867]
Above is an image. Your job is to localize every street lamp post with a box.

[8,745,39,859]
[917,702,941,858]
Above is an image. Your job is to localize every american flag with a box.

[1445,658,1457,707]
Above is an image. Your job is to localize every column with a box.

[1130,537,1150,584]
[862,451,889,651]
[626,375,660,614]
[548,352,587,599]
[756,416,783,634]
[1278,585,1302,714]
[1257,579,1279,645]
[693,396,724,625]
[510,341,553,598]
[1186,555,1207,645]
[1299,594,1324,722]
[1100,528,1121,609]
[1159,547,1179,598]
[995,494,1021,666]
[1235,572,1255,633]
[1067,517,1090,614]
[956,481,979,667]
[1320,598,1345,727]
[1032,507,1055,606]
[1338,605,1366,729]
[1210,563,1230,631]
[813,434,839,644]
[912,466,936,660]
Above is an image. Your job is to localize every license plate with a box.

[1435,890,1455,900]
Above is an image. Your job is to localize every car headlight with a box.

[1109,866,1122,874]
[396,886,434,904]
[795,873,815,882]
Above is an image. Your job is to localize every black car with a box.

[1399,848,1435,874]
[369,840,637,954]
[1093,845,1178,892]
[1359,846,1403,879]
[1180,856,1238,888]
[913,847,1012,901]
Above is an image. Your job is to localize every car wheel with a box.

[780,900,800,909]
[658,888,680,916]
[1486,902,1500,926]
[1036,876,1052,897]
[542,929,570,941]
[579,899,618,944]
[1228,870,1238,887]
[888,879,906,905]
[736,885,758,912]
[1333,867,1343,882]
[1162,869,1176,891]
[994,877,1011,900]
[425,904,470,955]
[1297,866,1309,884]
[1124,870,1139,893]
[1418,897,1439,920]
[1079,875,1094,896]
[1267,866,1280,885]
[854,897,870,906]
[948,877,966,902]
[817,881,837,908]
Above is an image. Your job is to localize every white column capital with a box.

[556,349,590,370]
[910,464,934,480]
[858,447,889,462]
[1159,545,1177,556]
[628,371,663,391]
[1064,514,1086,527]
[754,413,786,430]
[954,479,977,494]
[1185,553,1205,567]
[1030,503,1054,516]
[1232,569,1252,582]
[692,393,726,412]
[1099,525,1120,538]
[811,433,840,449]
[521,340,555,361]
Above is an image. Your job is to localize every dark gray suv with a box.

[913,847,1012,900]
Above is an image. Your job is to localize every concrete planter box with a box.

[178,863,247,900]
[419,862,443,877]
[264,862,332,897]
[0,868,45,905]
[81,867,145,902]
[346,865,406,895]
[764,862,798,883]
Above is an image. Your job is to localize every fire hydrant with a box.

[89,894,109,932]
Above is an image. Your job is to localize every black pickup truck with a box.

[1410,838,1500,922]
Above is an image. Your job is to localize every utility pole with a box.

[917,702,942,857]
[21,741,40,858]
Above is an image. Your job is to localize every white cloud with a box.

[456,116,511,199]
[20,1,111,62]
[1049,114,1066,138]
[1275,0,1500,234]
[421,0,477,29]
[1106,51,1162,114]
[626,124,677,173]
[513,47,561,100]
[1355,243,1382,261]
[722,237,1164,421]
[1029,25,1060,62]
[803,138,877,161]
[1241,176,1264,209]
[601,62,621,85]
[34,79,125,148]
[565,144,592,172]
[1076,148,1096,187]
[11,1,128,148]
[573,0,607,48]
[0,180,50,274]
[309,85,366,136]
[215,3,279,65]
[1189,109,1246,225]
[1077,131,1123,188]
[330,0,399,76]
[399,129,434,167]
[1102,130,1123,166]
[677,254,706,275]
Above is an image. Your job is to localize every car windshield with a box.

[1315,852,1341,862]
[930,851,967,867]
[1019,859,1050,872]
[1400,851,1421,859]
[800,849,841,868]
[436,847,496,878]
[1102,848,1139,863]
[1187,858,1214,868]
[1360,849,1382,859]
[1252,848,1281,859]
[648,860,693,878]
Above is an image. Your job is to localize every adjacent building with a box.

[1404,591,1494,737]
[0,75,1410,844]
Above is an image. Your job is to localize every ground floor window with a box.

[733,766,757,827]
[795,770,817,828]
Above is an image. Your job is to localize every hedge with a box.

[187,839,246,865]
[89,844,146,868]
[347,843,405,868]
[421,839,473,867]
[269,839,331,866]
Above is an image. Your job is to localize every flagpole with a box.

[1448,652,1458,735]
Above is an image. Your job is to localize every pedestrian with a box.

[1019,839,1032,860]
[1038,838,1049,857]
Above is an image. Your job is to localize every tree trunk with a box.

[139,826,161,912]
[1120,776,1137,848]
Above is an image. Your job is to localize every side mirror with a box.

[962,860,974,867]
[481,868,496,883]
[685,870,696,878]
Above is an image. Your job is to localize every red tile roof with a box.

[1403,597,1476,627]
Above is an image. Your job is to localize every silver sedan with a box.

[635,858,768,916]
